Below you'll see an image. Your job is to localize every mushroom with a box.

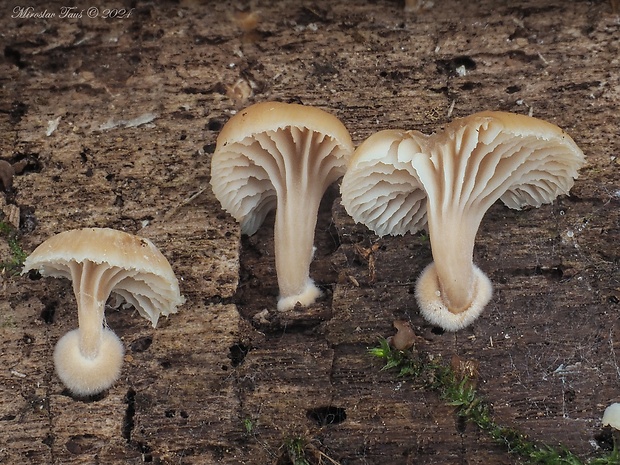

[603,403,620,430]
[341,111,585,330]
[210,101,354,311]
[22,228,185,396]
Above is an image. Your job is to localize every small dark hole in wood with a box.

[27,269,42,280]
[122,388,136,441]
[306,406,347,426]
[594,428,614,451]
[203,143,216,154]
[431,326,445,335]
[229,343,250,367]
[207,118,224,131]
[130,336,153,353]
[42,433,54,447]
[40,301,57,324]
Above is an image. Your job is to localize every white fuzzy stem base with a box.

[415,262,493,331]
[54,328,125,396]
[276,279,322,311]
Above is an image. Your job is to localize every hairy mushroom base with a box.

[342,111,585,331]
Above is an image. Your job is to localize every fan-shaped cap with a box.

[22,228,184,326]
[340,129,429,237]
[342,111,585,238]
[211,101,354,235]
[427,110,586,213]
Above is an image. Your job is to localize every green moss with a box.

[0,221,26,275]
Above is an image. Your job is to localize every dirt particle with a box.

[0,161,15,191]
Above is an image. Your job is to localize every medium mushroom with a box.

[210,101,354,311]
[22,228,185,396]
[341,111,585,331]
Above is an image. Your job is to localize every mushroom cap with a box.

[53,328,124,396]
[211,101,354,235]
[341,111,585,237]
[340,129,429,237]
[433,111,586,212]
[602,402,620,430]
[22,228,185,326]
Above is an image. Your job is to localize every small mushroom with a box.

[603,403,620,430]
[341,111,585,330]
[210,101,354,311]
[22,228,185,396]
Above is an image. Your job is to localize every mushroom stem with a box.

[274,186,322,310]
[426,209,483,313]
[70,261,110,359]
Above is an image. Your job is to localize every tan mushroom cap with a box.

[217,101,353,151]
[340,129,430,237]
[211,101,354,311]
[23,227,184,325]
[212,101,354,235]
[431,111,585,211]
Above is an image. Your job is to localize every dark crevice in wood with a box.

[122,388,136,442]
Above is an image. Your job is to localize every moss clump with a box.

[0,221,26,274]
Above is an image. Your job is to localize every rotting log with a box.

[1,1,619,464]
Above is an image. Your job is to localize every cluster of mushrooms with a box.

[23,101,585,396]
[210,101,585,330]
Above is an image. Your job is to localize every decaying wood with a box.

[1,1,619,464]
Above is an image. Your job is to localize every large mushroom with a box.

[22,228,185,396]
[341,111,585,331]
[210,101,354,311]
